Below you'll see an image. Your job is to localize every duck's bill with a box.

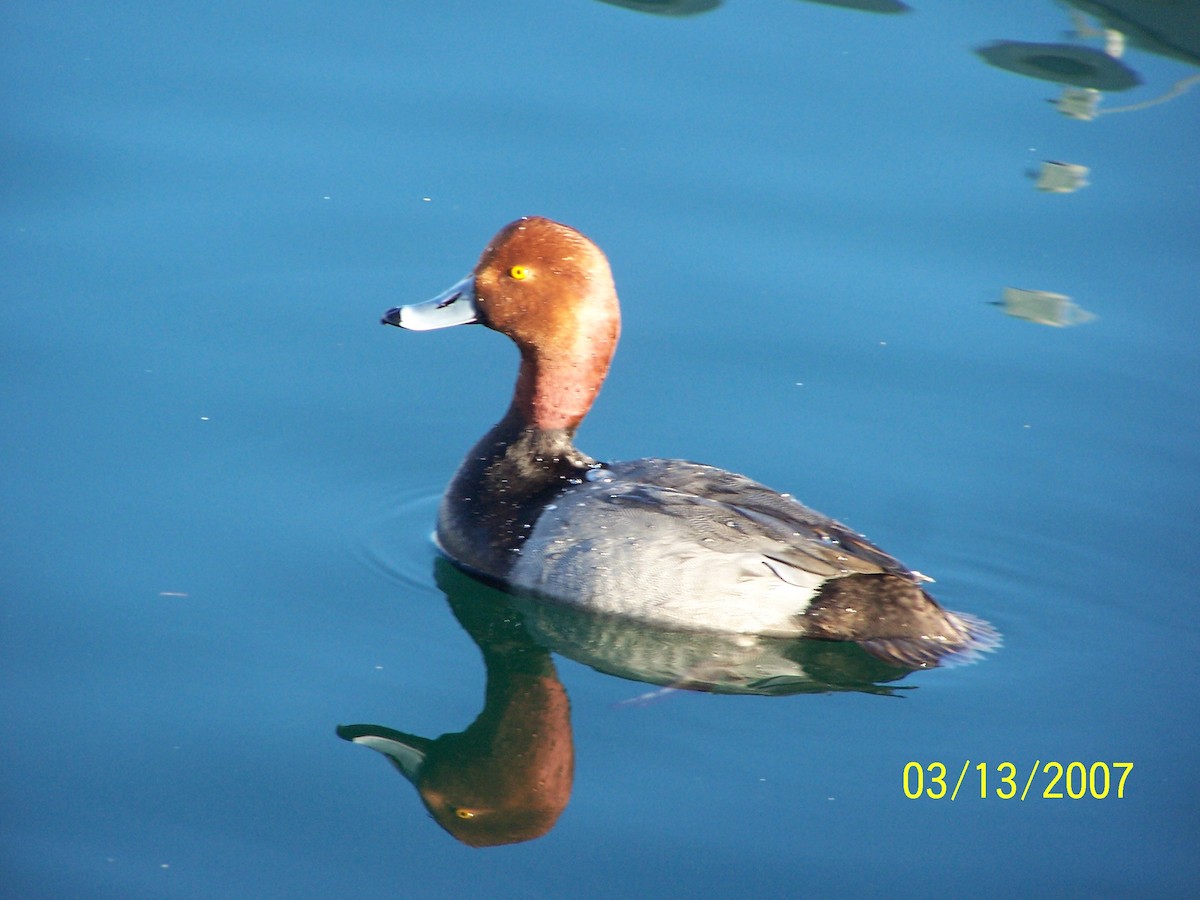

[336,724,430,785]
[381,275,479,330]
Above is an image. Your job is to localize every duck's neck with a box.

[509,323,617,433]
[436,310,619,576]
[475,410,598,484]
[438,414,598,578]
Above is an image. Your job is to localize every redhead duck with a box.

[382,217,997,668]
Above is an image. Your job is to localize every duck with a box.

[381,216,997,668]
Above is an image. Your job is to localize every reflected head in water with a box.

[339,565,573,847]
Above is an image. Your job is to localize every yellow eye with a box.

[509,265,529,281]
[455,808,476,819]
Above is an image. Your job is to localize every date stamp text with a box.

[903,761,1133,800]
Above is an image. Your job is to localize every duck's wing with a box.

[601,458,921,584]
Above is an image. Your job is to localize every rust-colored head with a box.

[384,217,622,432]
[474,217,620,431]
[472,218,618,349]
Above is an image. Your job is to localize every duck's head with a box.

[383,217,622,432]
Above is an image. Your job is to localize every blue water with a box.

[3,1,1198,897]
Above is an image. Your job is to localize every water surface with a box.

[3,1,1198,897]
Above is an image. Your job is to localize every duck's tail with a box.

[859,609,1001,669]
[802,573,1001,669]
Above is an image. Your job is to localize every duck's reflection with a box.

[339,558,916,847]
[339,564,572,847]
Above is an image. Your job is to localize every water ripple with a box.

[347,484,442,591]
